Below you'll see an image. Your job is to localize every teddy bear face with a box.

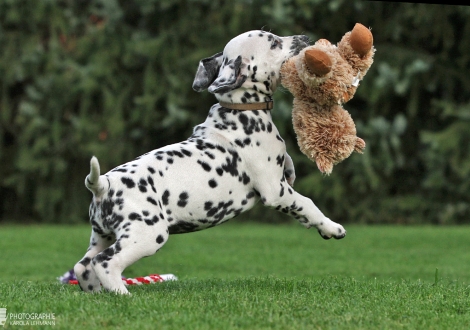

[281,25,375,108]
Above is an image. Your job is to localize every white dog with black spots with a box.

[74,30,346,294]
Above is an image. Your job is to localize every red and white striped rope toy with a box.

[121,274,177,285]
[68,274,178,286]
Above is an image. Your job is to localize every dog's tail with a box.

[85,156,107,197]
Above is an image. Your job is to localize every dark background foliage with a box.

[1,0,469,224]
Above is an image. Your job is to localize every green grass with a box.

[1,222,470,329]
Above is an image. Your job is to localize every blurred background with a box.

[0,0,469,225]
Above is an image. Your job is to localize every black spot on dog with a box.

[197,160,212,172]
[276,154,285,166]
[101,199,115,219]
[235,139,244,147]
[147,176,156,193]
[148,167,156,174]
[129,212,142,221]
[138,178,148,193]
[204,200,235,222]
[147,196,158,205]
[208,179,217,188]
[79,257,91,267]
[121,177,135,189]
[181,149,192,157]
[162,190,170,205]
[205,151,215,159]
[221,150,239,176]
[238,113,248,126]
[241,172,250,185]
[145,215,160,226]
[264,81,270,90]
[267,122,273,133]
[204,201,213,210]
[168,221,200,234]
[94,246,115,263]
[156,235,165,244]
[177,192,189,207]
[82,270,90,281]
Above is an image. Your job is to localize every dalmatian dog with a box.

[74,30,346,294]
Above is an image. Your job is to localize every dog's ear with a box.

[192,52,224,92]
[207,55,247,94]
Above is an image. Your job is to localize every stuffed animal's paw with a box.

[354,137,366,153]
[315,155,334,176]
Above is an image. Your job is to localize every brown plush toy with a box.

[280,23,375,174]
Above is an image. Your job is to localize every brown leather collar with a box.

[219,100,274,111]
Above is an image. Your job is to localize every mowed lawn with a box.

[1,222,470,329]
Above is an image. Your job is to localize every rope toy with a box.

[69,274,177,286]
[58,269,177,285]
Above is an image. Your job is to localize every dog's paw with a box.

[74,262,101,293]
[107,287,131,295]
[317,219,346,240]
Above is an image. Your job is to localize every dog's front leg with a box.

[74,230,113,292]
[258,181,346,239]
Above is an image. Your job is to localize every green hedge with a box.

[1,0,469,224]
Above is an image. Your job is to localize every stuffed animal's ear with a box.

[207,55,248,94]
[192,52,224,92]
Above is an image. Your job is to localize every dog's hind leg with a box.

[91,225,169,294]
[74,230,114,292]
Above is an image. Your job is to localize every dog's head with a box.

[193,30,309,103]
